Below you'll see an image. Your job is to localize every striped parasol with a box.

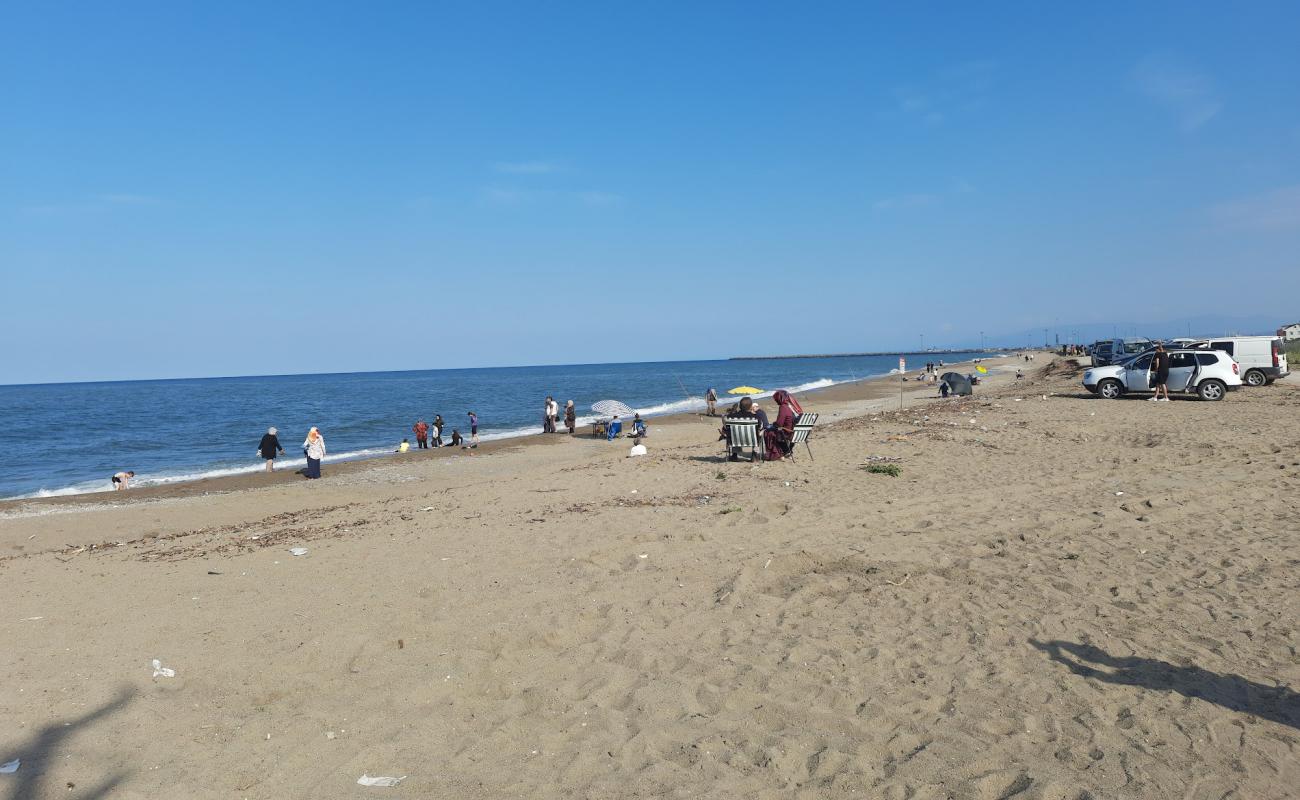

[591,399,635,417]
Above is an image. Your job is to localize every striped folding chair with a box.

[789,412,819,462]
[721,417,761,463]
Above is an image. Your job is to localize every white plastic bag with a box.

[357,774,405,787]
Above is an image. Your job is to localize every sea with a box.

[0,352,996,500]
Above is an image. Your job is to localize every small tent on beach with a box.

[940,372,973,396]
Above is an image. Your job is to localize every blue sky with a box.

[3,2,1299,383]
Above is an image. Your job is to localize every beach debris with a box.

[764,558,772,569]
[637,553,649,559]
[326,731,336,740]
[357,774,406,787]
[630,489,638,494]
[289,547,308,556]
[0,759,19,774]
[885,574,910,587]
[207,571,222,575]
[397,639,404,650]
[421,506,435,512]
[628,444,647,457]
[22,616,43,621]
[1114,492,1125,496]
[151,659,176,678]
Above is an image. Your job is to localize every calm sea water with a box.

[0,353,994,499]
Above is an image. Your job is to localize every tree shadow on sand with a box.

[1030,639,1300,730]
[4,686,133,800]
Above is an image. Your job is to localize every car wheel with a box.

[1197,380,1226,401]
[1098,379,1122,399]
[1243,369,1267,387]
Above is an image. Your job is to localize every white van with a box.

[1191,336,1289,387]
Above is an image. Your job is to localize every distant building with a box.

[1279,323,1300,341]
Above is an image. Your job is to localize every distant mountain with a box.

[989,314,1289,349]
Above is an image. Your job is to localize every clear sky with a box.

[3,2,1299,383]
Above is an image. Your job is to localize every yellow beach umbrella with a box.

[728,386,763,395]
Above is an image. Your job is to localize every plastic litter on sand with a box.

[289,547,308,556]
[151,659,176,678]
[0,759,19,774]
[357,774,406,787]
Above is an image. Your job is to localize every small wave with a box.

[7,446,396,500]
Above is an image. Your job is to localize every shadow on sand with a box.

[1030,639,1300,730]
[4,686,133,800]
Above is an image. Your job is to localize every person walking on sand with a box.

[111,470,135,490]
[257,427,285,472]
[432,414,444,447]
[705,387,718,417]
[303,427,326,479]
[1150,343,1171,402]
[413,419,429,449]
[467,411,479,448]
[564,400,576,434]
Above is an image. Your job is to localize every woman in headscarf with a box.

[303,427,326,479]
[564,400,576,434]
[257,427,285,472]
[765,390,802,460]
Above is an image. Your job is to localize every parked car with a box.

[1083,348,1242,401]
[1090,341,1114,366]
[1103,337,1153,364]
[1187,336,1289,387]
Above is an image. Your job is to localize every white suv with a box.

[1083,349,1242,401]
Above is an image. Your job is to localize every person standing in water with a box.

[257,427,285,472]
[705,387,718,417]
[467,411,479,448]
[432,414,444,447]
[413,419,429,449]
[303,427,326,479]
[564,400,576,434]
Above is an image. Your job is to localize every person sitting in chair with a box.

[720,397,758,462]
[630,413,647,438]
[606,415,623,441]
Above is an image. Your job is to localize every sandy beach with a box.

[2,354,1298,799]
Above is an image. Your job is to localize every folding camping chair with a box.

[721,417,761,463]
[788,412,818,461]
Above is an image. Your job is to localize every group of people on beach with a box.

[542,396,577,434]
[399,413,476,455]
[719,390,803,462]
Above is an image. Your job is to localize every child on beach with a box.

[396,438,410,453]
[451,429,464,448]
[467,412,479,448]
[111,470,135,490]
[432,415,444,447]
